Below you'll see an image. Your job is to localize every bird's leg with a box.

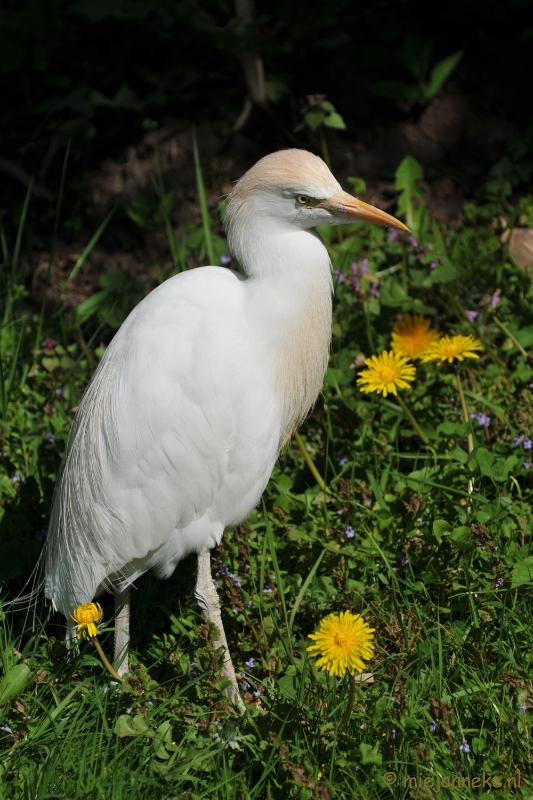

[195,550,245,713]
[65,619,77,648]
[113,587,130,677]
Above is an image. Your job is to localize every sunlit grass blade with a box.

[152,147,182,273]
[288,548,326,634]
[192,127,216,266]
[63,209,115,290]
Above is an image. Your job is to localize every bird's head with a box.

[224,149,408,268]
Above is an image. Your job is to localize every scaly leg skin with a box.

[66,619,77,648]
[114,587,131,678]
[195,550,245,713]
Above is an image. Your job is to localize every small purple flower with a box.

[400,557,409,567]
[345,525,355,539]
[55,387,63,397]
[229,573,242,588]
[213,579,219,590]
[470,412,490,427]
[465,310,478,323]
[390,728,397,740]
[369,282,380,298]
[489,289,501,309]
[408,235,418,248]
[12,472,21,483]
[220,566,229,576]
[351,275,361,292]
[524,460,531,469]
[245,657,255,669]
[458,739,470,753]
[220,254,232,265]
[332,269,346,284]
[513,436,524,447]
[253,690,261,698]
[42,338,58,349]
[519,703,527,714]
[494,577,504,588]
[429,720,438,733]
[242,680,250,690]
[359,259,369,275]
[263,586,273,594]
[429,261,437,270]
[339,456,348,466]
[388,228,398,241]
[523,437,532,450]
[45,432,56,442]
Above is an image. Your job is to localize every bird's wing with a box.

[45,268,247,613]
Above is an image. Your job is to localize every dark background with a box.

[2,0,533,229]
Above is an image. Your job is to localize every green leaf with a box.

[512,556,533,588]
[323,112,346,129]
[347,176,367,195]
[0,663,30,704]
[379,279,408,307]
[475,447,495,477]
[42,357,60,372]
[304,111,324,130]
[278,674,297,700]
[449,526,474,551]
[425,51,463,98]
[114,713,151,738]
[152,720,173,759]
[359,742,382,766]
[433,519,451,544]
[395,155,423,197]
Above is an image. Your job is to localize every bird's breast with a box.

[275,278,333,446]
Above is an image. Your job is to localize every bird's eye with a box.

[296,195,311,205]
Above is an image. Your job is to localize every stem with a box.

[319,127,331,170]
[294,430,327,491]
[455,373,474,454]
[395,394,430,445]
[363,300,374,353]
[92,637,123,683]
[493,316,528,358]
[339,673,357,732]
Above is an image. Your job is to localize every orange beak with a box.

[318,189,409,231]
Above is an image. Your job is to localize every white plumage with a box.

[44,149,406,701]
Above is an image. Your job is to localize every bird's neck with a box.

[241,222,333,446]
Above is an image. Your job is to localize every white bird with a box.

[44,149,406,704]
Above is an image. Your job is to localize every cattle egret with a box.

[44,149,407,705]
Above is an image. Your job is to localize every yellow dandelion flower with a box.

[307,610,375,677]
[391,314,440,359]
[71,602,104,639]
[421,334,482,363]
[356,350,416,397]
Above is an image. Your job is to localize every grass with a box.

[1,155,533,798]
